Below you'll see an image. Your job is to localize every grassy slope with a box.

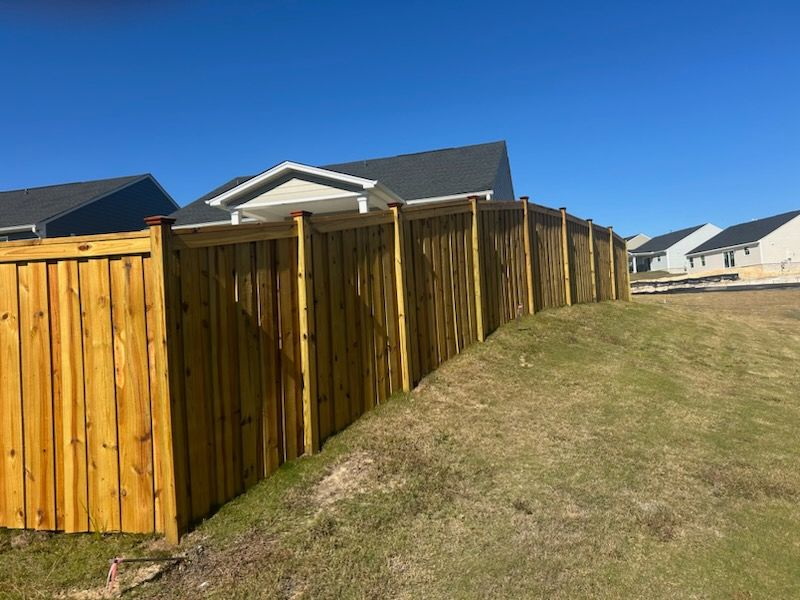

[2,291,799,599]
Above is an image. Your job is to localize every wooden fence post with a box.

[469,196,486,341]
[560,207,572,306]
[144,215,183,544]
[293,211,319,455]
[389,203,413,391]
[608,226,617,300]
[587,219,597,302]
[521,197,535,315]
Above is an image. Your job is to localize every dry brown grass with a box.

[2,290,799,599]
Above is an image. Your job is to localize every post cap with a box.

[559,207,567,212]
[387,202,403,209]
[467,195,479,200]
[290,210,313,218]
[144,215,176,227]
[519,196,530,201]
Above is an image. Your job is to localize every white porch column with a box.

[357,195,369,214]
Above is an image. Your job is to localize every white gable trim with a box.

[404,189,494,205]
[206,161,404,208]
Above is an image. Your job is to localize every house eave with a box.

[0,224,37,234]
[687,240,761,257]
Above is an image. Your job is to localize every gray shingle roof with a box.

[632,224,706,254]
[171,176,254,226]
[172,141,511,226]
[323,141,508,200]
[688,210,800,255]
[0,175,145,229]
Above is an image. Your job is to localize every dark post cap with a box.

[144,215,176,227]
[290,210,313,217]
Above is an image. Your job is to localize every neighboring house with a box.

[686,209,800,273]
[628,223,721,274]
[625,233,650,272]
[0,174,177,241]
[171,141,514,227]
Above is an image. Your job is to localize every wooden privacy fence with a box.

[0,198,630,542]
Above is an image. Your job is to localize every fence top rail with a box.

[173,219,298,248]
[566,213,590,228]
[404,201,473,221]
[479,200,522,212]
[310,210,393,233]
[0,231,151,263]
[0,228,149,249]
[528,203,562,219]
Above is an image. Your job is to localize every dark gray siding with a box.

[0,231,38,241]
[492,149,515,200]
[45,177,177,237]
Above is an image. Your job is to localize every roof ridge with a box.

[0,173,147,195]
[324,140,506,167]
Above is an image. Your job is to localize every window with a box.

[689,257,694,268]
[744,247,750,255]
[701,256,706,266]
[724,250,736,268]
[0,236,7,242]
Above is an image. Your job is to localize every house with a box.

[171,141,514,227]
[0,174,177,241]
[625,233,650,272]
[686,209,800,273]
[628,223,721,274]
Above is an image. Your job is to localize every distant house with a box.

[625,233,650,272]
[171,141,514,227]
[686,210,800,273]
[628,224,721,274]
[0,174,177,241]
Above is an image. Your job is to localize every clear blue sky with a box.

[1,0,798,235]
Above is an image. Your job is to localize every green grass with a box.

[2,291,799,599]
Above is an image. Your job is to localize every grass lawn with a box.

[2,290,799,599]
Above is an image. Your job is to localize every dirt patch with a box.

[312,452,377,510]
[59,563,164,599]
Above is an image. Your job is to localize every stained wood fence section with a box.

[0,198,630,542]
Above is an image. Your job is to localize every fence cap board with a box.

[480,200,522,211]
[173,220,298,248]
[529,203,562,219]
[310,211,393,233]
[404,202,473,221]
[566,213,590,228]
[0,235,151,263]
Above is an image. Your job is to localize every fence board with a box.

[55,261,88,533]
[110,256,156,533]
[0,263,25,529]
[80,259,121,532]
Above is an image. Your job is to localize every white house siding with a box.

[649,224,722,273]
[248,177,356,204]
[760,214,800,264]
[626,234,650,251]
[687,244,763,273]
